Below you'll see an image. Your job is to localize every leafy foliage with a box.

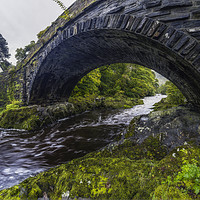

[70,63,158,100]
[99,63,158,98]
[175,163,200,195]
[15,41,35,64]
[71,68,101,97]
[0,34,10,71]
[52,0,69,19]
[154,81,186,111]
[152,147,200,199]
[165,81,185,105]
[174,148,200,196]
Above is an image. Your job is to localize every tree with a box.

[165,81,185,105]
[70,63,159,99]
[15,41,35,64]
[99,63,158,98]
[0,34,10,71]
[71,68,101,97]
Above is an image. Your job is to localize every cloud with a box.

[0,0,75,64]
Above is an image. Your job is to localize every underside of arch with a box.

[28,27,200,106]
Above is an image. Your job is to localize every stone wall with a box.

[0,68,24,106]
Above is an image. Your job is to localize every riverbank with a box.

[0,105,200,199]
[0,96,143,131]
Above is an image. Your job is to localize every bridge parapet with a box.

[21,0,98,68]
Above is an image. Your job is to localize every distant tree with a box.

[70,63,159,99]
[99,63,158,98]
[71,68,101,97]
[15,41,35,64]
[165,81,186,105]
[0,34,10,71]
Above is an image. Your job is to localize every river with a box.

[0,94,166,190]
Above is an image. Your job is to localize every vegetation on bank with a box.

[0,63,158,130]
[69,63,158,109]
[0,117,199,200]
[153,81,186,111]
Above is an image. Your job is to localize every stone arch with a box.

[27,14,200,106]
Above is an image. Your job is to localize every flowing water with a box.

[0,94,166,190]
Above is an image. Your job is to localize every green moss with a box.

[124,118,136,139]
[1,137,200,199]
[0,156,157,200]
[152,185,192,200]
[5,101,21,110]
[153,98,180,111]
[103,96,143,109]
[96,134,168,162]
[0,106,40,130]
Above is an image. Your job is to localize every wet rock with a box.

[132,106,200,151]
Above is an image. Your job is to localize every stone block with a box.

[180,39,197,55]
[166,31,184,48]
[111,15,121,28]
[80,22,86,32]
[95,16,105,29]
[63,29,68,39]
[131,17,143,32]
[186,44,200,61]
[145,0,161,8]
[84,19,92,31]
[141,18,154,35]
[136,17,148,33]
[152,24,167,40]
[107,15,115,28]
[90,18,97,29]
[121,15,131,29]
[69,27,74,36]
[108,6,124,14]
[147,10,171,18]
[159,27,175,44]
[116,15,125,28]
[147,21,161,37]
[192,55,200,68]
[173,35,190,51]
[103,16,111,28]
[189,31,200,40]
[161,0,193,9]
[191,7,200,18]
[160,14,190,22]
[125,5,143,14]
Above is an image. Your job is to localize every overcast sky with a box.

[0,0,76,65]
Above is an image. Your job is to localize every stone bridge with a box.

[22,0,200,107]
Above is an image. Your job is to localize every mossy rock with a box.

[0,106,41,130]
[0,138,200,199]
[152,144,200,179]
[152,185,192,200]
[0,156,157,200]
[95,134,168,161]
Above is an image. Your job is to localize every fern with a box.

[52,0,69,18]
